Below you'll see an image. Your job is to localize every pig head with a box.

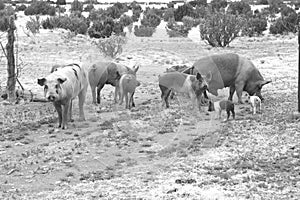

[88,61,135,104]
[37,64,88,129]
[189,53,271,103]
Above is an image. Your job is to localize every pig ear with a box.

[37,78,46,86]
[196,73,202,80]
[57,77,67,84]
[133,65,139,73]
[259,80,272,87]
[116,71,121,80]
[206,71,212,82]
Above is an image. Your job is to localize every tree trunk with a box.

[6,16,16,102]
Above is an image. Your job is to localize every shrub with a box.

[210,0,228,12]
[163,8,174,22]
[131,9,142,22]
[199,11,245,47]
[228,1,252,16]
[0,6,15,32]
[106,5,121,19]
[15,4,27,12]
[134,25,155,37]
[88,8,106,21]
[166,18,191,37]
[113,2,128,14]
[70,0,83,13]
[120,15,133,27]
[56,0,66,6]
[269,11,299,34]
[256,0,268,5]
[84,4,94,12]
[141,13,161,27]
[93,34,127,58]
[0,0,5,10]
[24,1,56,16]
[174,3,195,21]
[26,16,40,35]
[145,7,165,19]
[182,16,195,29]
[243,17,267,36]
[42,15,89,35]
[88,17,124,38]
[268,0,283,14]
[189,0,207,7]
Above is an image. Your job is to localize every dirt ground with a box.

[1,15,300,199]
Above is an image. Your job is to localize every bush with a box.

[0,6,15,32]
[24,1,56,16]
[120,15,133,27]
[199,11,245,47]
[56,0,66,6]
[26,16,40,35]
[88,17,125,38]
[182,16,195,28]
[269,11,299,34]
[228,1,252,16]
[106,5,121,19]
[42,15,89,35]
[174,3,195,21]
[131,9,142,22]
[84,4,94,12]
[0,0,5,10]
[163,8,174,22]
[15,4,27,12]
[166,18,191,37]
[141,12,161,27]
[189,0,207,7]
[93,34,127,58]
[70,0,83,13]
[210,0,228,12]
[112,2,128,14]
[134,25,155,37]
[243,17,267,36]
[88,8,106,21]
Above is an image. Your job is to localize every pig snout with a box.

[47,95,56,102]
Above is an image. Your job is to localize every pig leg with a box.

[159,85,171,108]
[235,82,244,104]
[78,88,87,121]
[130,92,135,108]
[96,84,104,104]
[119,88,124,105]
[114,86,120,103]
[125,92,129,109]
[54,102,62,128]
[68,100,73,122]
[90,84,97,105]
[228,85,235,102]
[62,101,71,129]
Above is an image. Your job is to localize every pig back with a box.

[193,53,239,95]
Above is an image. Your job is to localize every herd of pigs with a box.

[37,53,272,129]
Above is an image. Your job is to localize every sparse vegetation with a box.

[199,10,245,47]
[134,25,155,37]
[93,34,127,58]
[24,0,56,16]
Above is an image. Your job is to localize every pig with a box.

[185,53,272,104]
[245,94,261,114]
[116,65,140,109]
[158,71,209,111]
[37,63,88,129]
[208,100,235,121]
[88,61,136,105]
